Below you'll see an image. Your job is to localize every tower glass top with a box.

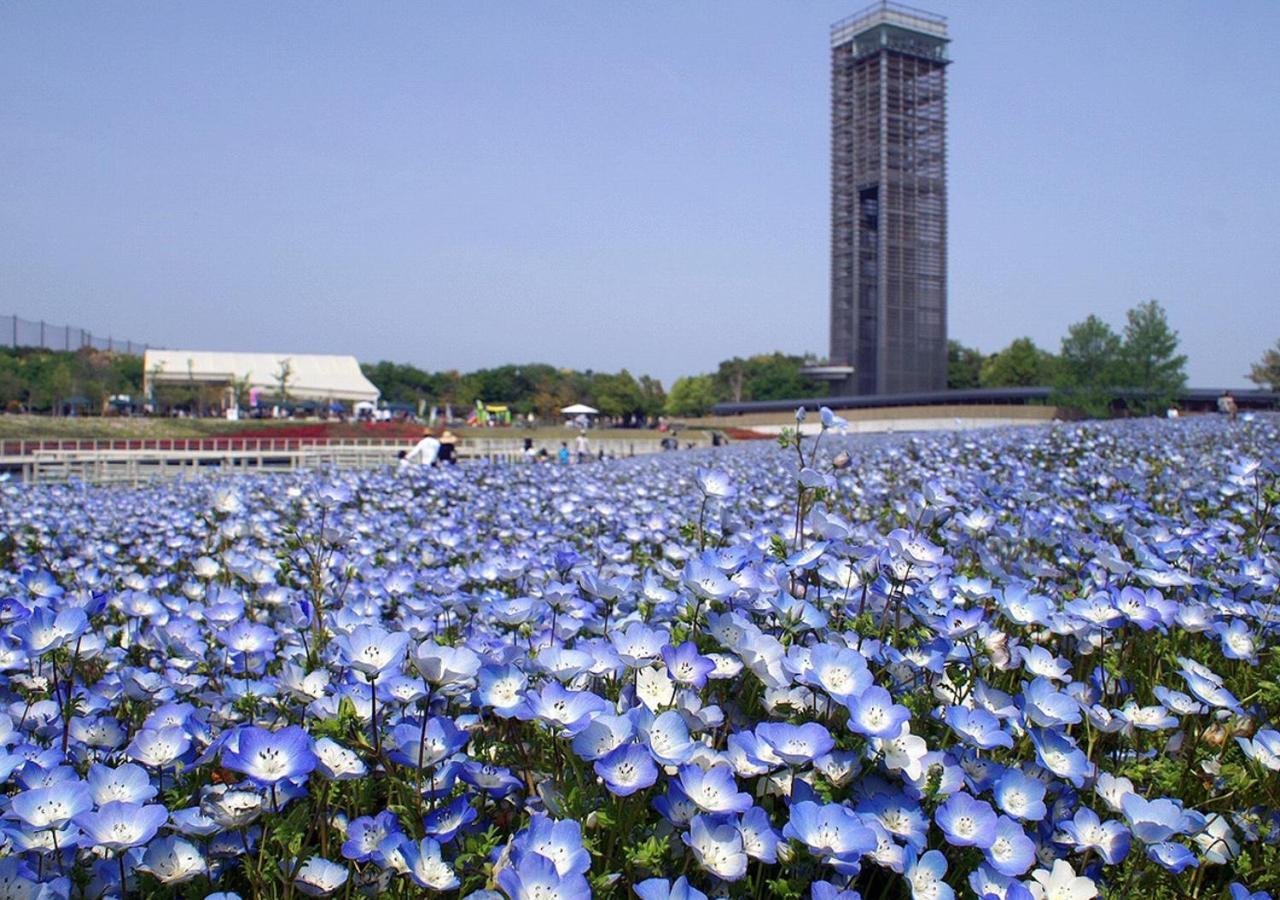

[831,1,948,48]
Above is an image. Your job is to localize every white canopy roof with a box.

[143,350,380,403]
[560,403,599,415]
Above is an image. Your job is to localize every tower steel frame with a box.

[830,2,949,395]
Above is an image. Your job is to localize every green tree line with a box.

[362,352,822,420]
[949,299,1194,417]
[360,361,668,422]
[0,347,142,414]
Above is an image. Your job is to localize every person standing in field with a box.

[436,430,459,465]
[575,431,589,464]
[558,442,570,465]
[1217,391,1238,421]
[404,428,440,467]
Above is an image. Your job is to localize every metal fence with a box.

[2,314,149,355]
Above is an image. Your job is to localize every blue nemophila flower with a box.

[1116,702,1178,732]
[847,685,911,739]
[220,620,276,659]
[812,880,862,900]
[1237,728,1280,772]
[399,836,460,891]
[652,782,699,827]
[335,624,410,679]
[935,792,998,849]
[137,835,208,885]
[76,800,168,851]
[86,762,158,805]
[221,725,318,787]
[1120,794,1200,844]
[1020,645,1072,682]
[756,721,835,766]
[783,800,876,871]
[968,864,1034,900]
[476,664,528,717]
[497,850,591,900]
[461,761,523,797]
[1177,662,1241,712]
[423,795,478,844]
[1228,883,1270,900]
[678,764,753,815]
[1022,677,1083,728]
[946,705,1014,750]
[983,815,1037,877]
[1059,807,1131,864]
[1147,840,1198,874]
[1029,728,1091,788]
[904,848,953,900]
[683,814,749,881]
[414,643,481,688]
[1028,859,1097,900]
[610,622,669,668]
[516,682,608,735]
[636,875,708,900]
[290,856,349,897]
[571,713,633,761]
[1213,619,1258,663]
[859,791,929,850]
[644,710,697,766]
[126,726,192,770]
[737,806,781,863]
[16,606,88,656]
[200,785,264,830]
[388,717,468,769]
[682,560,737,602]
[342,810,403,862]
[799,644,873,704]
[594,743,658,797]
[11,780,92,831]
[511,815,591,878]
[1193,812,1237,864]
[313,737,367,781]
[662,641,715,689]
[695,468,736,500]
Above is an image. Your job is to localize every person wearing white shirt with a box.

[404,429,441,467]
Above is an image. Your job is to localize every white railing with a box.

[0,436,701,485]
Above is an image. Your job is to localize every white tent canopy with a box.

[560,403,599,415]
[143,350,380,404]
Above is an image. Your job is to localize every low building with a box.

[142,350,379,413]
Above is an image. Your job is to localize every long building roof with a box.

[142,350,379,403]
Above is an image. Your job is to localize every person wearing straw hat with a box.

[404,427,441,467]
[436,430,459,465]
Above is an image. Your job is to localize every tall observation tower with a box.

[826,2,949,395]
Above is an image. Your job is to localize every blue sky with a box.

[2,2,1276,387]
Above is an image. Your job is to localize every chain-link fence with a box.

[2,314,149,355]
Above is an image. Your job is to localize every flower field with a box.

[0,414,1278,900]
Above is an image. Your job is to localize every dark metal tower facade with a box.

[830,2,948,395]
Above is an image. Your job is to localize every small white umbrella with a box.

[560,403,599,415]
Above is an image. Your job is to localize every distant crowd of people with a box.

[396,426,724,472]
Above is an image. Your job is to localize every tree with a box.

[711,353,822,403]
[947,340,984,390]
[636,375,666,420]
[591,370,646,419]
[1247,338,1280,391]
[1118,299,1186,416]
[665,375,718,417]
[274,359,295,405]
[1052,315,1123,418]
[979,338,1055,388]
